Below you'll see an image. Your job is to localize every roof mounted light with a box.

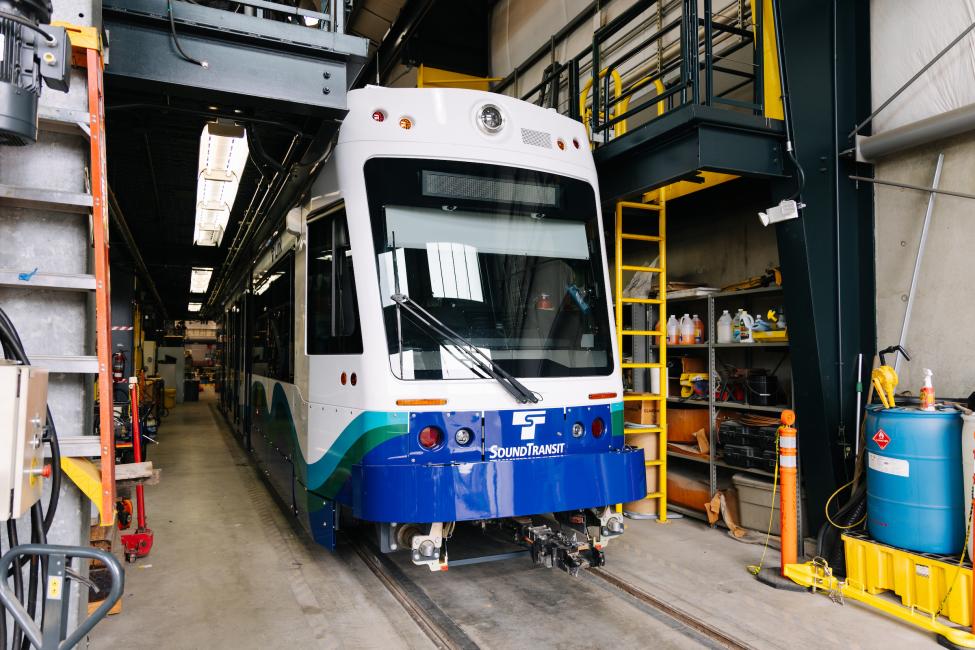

[477,104,504,134]
[194,120,248,247]
[189,267,213,294]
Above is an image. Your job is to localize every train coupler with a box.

[408,522,449,572]
[522,523,604,576]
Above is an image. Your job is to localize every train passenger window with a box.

[251,254,294,383]
[307,207,363,355]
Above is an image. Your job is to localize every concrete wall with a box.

[873,138,975,397]
[870,0,975,397]
[619,180,779,290]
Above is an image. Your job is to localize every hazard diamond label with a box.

[872,429,891,450]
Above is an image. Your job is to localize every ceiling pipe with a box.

[107,186,170,321]
[856,102,975,162]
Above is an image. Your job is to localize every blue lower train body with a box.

[249,382,647,548]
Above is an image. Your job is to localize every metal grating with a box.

[521,127,553,149]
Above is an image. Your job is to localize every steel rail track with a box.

[587,567,757,650]
[348,536,479,650]
[351,528,756,650]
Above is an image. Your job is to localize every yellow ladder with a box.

[615,192,667,522]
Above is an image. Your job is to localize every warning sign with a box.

[872,429,891,450]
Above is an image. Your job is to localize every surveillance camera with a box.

[758,200,805,227]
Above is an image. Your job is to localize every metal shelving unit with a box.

[663,285,793,498]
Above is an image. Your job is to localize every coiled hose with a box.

[816,482,867,577]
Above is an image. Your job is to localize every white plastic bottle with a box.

[717,310,733,343]
[738,310,755,343]
[679,314,694,344]
[921,368,936,411]
[666,315,679,345]
[692,314,704,343]
[731,309,744,342]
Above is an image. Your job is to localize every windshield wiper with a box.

[391,294,539,404]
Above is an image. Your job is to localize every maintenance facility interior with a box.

[1,0,974,648]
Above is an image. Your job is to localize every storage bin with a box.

[732,472,807,536]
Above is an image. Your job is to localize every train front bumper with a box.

[351,446,647,523]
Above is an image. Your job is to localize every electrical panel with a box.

[0,363,49,521]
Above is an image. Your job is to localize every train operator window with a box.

[308,205,363,355]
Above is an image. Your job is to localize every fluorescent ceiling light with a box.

[254,272,283,296]
[190,267,213,294]
[194,121,248,247]
[188,303,202,312]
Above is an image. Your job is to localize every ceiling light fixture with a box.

[188,302,202,312]
[194,120,248,247]
[189,267,213,294]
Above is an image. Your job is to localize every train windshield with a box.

[365,158,613,380]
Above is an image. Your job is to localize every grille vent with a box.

[520,128,553,149]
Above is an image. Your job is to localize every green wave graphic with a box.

[251,381,407,498]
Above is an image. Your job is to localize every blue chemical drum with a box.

[866,405,964,555]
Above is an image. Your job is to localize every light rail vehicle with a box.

[220,86,647,573]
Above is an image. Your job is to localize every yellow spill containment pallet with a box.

[785,532,975,647]
[842,531,972,628]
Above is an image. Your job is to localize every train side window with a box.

[308,207,363,355]
[252,253,295,383]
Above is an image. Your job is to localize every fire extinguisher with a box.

[112,348,127,384]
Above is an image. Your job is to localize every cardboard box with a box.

[667,407,710,443]
[667,356,707,397]
[624,400,659,425]
[624,467,660,516]
[622,432,659,516]
[667,467,710,513]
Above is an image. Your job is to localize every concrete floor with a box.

[93,391,935,649]
[93,390,430,649]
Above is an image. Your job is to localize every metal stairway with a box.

[614,192,668,521]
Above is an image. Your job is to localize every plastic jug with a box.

[692,314,704,343]
[679,314,694,344]
[666,315,679,344]
[731,309,744,342]
[737,311,755,343]
[717,310,733,343]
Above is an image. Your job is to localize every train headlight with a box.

[571,422,585,438]
[454,428,473,446]
[478,105,504,134]
[591,417,606,438]
[418,426,443,450]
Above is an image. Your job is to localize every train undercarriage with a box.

[375,507,627,575]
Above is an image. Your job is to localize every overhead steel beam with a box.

[103,0,368,114]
